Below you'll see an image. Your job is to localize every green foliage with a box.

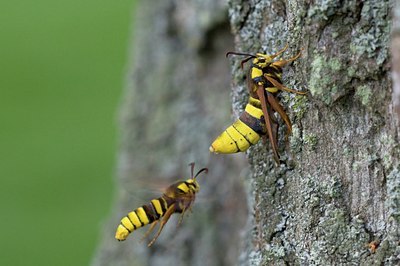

[0,0,134,265]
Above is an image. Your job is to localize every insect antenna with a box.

[226,51,255,57]
[226,52,256,69]
[189,162,196,179]
[194,168,208,179]
[188,162,208,180]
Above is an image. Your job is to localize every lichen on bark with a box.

[227,0,399,265]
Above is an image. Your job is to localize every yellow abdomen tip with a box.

[115,225,129,241]
[209,145,215,153]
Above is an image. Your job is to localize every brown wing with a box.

[256,85,280,164]
[266,92,292,135]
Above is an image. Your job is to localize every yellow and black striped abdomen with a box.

[115,197,169,241]
[209,97,266,154]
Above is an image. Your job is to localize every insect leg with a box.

[270,43,289,58]
[278,85,307,95]
[147,204,176,247]
[177,196,196,226]
[140,221,158,243]
[256,44,289,62]
[265,75,307,95]
[272,49,302,68]
[177,207,187,226]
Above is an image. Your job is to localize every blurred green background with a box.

[0,1,135,265]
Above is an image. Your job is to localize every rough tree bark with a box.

[93,1,247,266]
[228,0,399,265]
[93,0,400,265]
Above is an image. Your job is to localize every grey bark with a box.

[93,0,400,265]
[227,0,399,265]
[93,1,247,266]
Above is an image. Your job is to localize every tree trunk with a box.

[228,0,399,265]
[93,0,400,265]
[93,1,247,266]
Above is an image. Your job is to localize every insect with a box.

[209,96,266,153]
[210,44,307,163]
[115,163,208,247]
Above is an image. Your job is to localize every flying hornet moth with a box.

[115,163,208,247]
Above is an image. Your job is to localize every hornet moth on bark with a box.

[210,44,307,164]
[209,96,266,153]
[115,163,208,247]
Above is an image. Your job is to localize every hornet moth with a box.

[209,96,266,153]
[115,163,208,247]
[210,44,307,164]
